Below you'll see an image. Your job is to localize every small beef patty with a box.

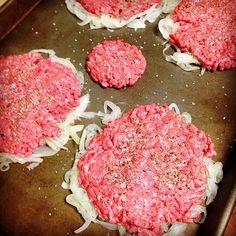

[78,104,215,235]
[169,0,236,70]
[86,39,146,88]
[0,52,81,157]
[77,0,160,20]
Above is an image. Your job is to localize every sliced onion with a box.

[201,67,206,76]
[67,168,98,218]
[31,146,58,158]
[63,153,123,235]
[169,51,200,65]
[169,103,180,114]
[163,222,187,236]
[158,17,179,41]
[163,43,201,71]
[162,0,181,14]
[93,219,118,231]
[127,4,162,29]
[61,181,70,190]
[158,16,206,73]
[46,137,67,152]
[0,152,44,172]
[169,104,192,124]
[0,156,16,172]
[79,111,97,119]
[182,112,192,124]
[162,222,170,233]
[66,0,162,30]
[190,205,207,224]
[204,157,223,205]
[74,220,92,234]
[64,161,99,234]
[70,94,91,122]
[79,124,102,154]
[63,168,74,186]
[68,125,84,144]
[30,49,56,56]
[98,101,122,124]
[118,224,128,236]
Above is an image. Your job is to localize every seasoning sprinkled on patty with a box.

[86,39,146,88]
[170,0,236,71]
[77,0,160,20]
[78,104,216,235]
[0,52,81,157]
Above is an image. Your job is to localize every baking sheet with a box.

[0,0,236,235]
[0,0,41,40]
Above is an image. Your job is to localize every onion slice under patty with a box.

[65,0,162,30]
[62,102,223,235]
[158,16,205,74]
[0,50,88,171]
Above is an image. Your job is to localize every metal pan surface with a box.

[0,0,236,235]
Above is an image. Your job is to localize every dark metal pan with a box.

[0,0,235,235]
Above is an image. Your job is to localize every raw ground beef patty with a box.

[77,0,160,20]
[86,39,146,88]
[170,0,236,71]
[0,52,81,157]
[78,104,216,235]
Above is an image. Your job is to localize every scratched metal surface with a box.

[0,0,236,235]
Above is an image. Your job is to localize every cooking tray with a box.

[0,0,41,40]
[0,0,236,235]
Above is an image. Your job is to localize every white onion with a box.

[62,120,115,233]
[182,112,192,124]
[63,157,98,234]
[64,94,91,124]
[169,51,200,65]
[118,224,131,236]
[163,223,187,236]
[74,219,92,234]
[161,222,170,233]
[169,103,192,124]
[79,111,97,119]
[190,205,207,224]
[0,154,44,172]
[65,0,162,30]
[158,16,205,73]
[158,17,179,41]
[201,67,206,76]
[79,124,102,154]
[162,0,181,14]
[163,43,201,71]
[61,181,70,190]
[126,4,162,29]
[0,145,60,171]
[98,100,122,124]
[66,167,98,219]
[204,158,223,205]
[93,219,118,231]
[62,123,123,235]
[46,137,67,152]
[169,103,180,114]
